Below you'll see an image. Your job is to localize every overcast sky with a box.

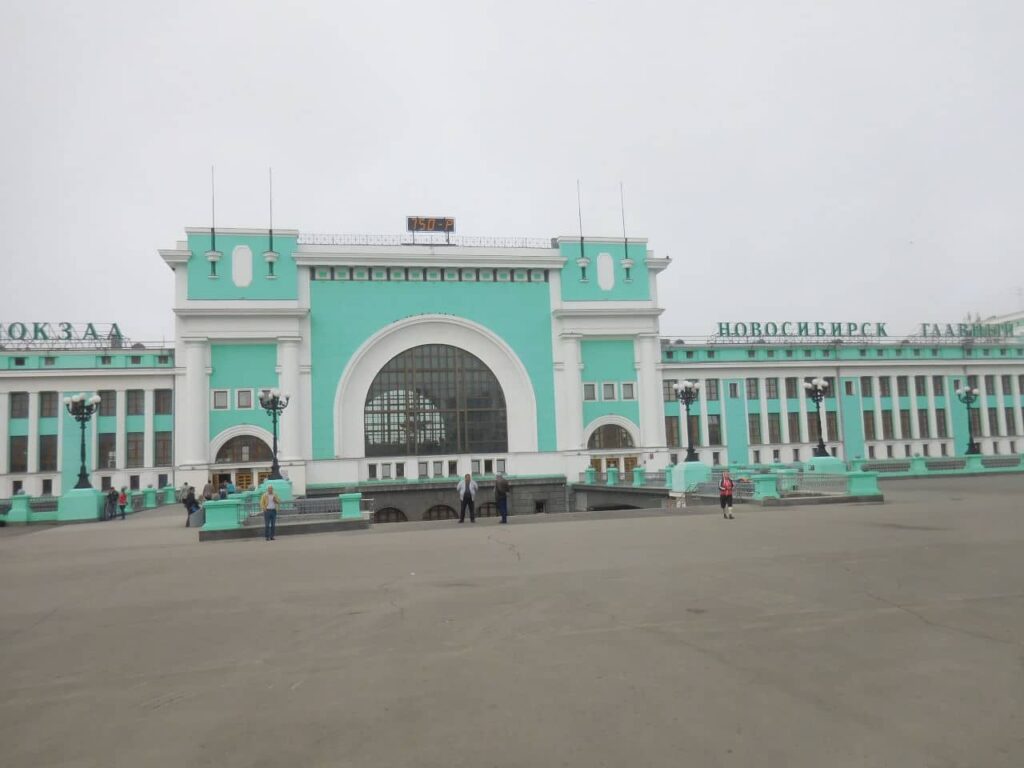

[2,0,1022,342]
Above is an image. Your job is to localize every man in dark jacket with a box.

[494,473,511,524]
[183,486,199,528]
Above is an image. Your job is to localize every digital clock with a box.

[407,216,455,233]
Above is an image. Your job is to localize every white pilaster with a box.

[143,389,155,467]
[758,377,769,448]
[27,392,39,474]
[557,333,584,450]
[873,376,885,441]
[0,392,9,476]
[978,375,992,437]
[1011,375,1024,438]
[635,334,664,448]
[179,339,209,465]
[278,337,301,460]
[925,375,938,440]
[115,389,126,469]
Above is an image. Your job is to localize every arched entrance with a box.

[213,434,274,491]
[585,421,641,477]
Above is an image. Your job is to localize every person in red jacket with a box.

[117,487,128,520]
[719,471,737,519]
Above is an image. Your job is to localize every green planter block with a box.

[58,488,104,522]
[143,488,157,509]
[964,455,985,472]
[847,470,880,496]
[161,486,176,504]
[632,467,646,487]
[202,498,243,531]
[909,456,928,475]
[805,456,846,474]
[849,458,865,472]
[340,492,362,520]
[259,479,294,501]
[670,462,711,493]
[583,467,597,484]
[751,474,780,500]
[7,494,32,524]
[606,466,620,486]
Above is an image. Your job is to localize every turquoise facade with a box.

[580,339,640,432]
[558,240,650,302]
[186,231,299,301]
[209,343,279,440]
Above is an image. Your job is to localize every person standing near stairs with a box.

[260,486,279,541]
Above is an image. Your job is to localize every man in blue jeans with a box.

[260,486,279,541]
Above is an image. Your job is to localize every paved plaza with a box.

[1,477,1023,767]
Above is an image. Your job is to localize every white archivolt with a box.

[334,315,539,457]
[209,424,275,462]
[582,414,640,448]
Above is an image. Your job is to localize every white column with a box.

[55,399,63,495]
[978,376,992,438]
[758,377,769,448]
[179,339,209,465]
[278,337,301,461]
[780,383,791,444]
[873,376,885,441]
[908,378,921,439]
[557,333,584,450]
[925,375,938,440]
[1011,375,1024,438]
[698,382,710,456]
[891,376,904,440]
[0,392,9,479]
[994,377,1008,439]
[27,392,39,474]
[635,334,664,449]
[798,380,810,445]
[115,389,126,469]
[143,389,155,467]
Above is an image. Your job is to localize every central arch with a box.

[334,315,538,457]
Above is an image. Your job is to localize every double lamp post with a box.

[955,385,981,455]
[259,389,290,480]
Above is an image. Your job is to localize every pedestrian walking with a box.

[183,486,199,527]
[118,487,128,520]
[494,472,511,524]
[260,486,279,540]
[456,473,478,523]
[226,480,236,495]
[218,482,228,500]
[201,480,214,504]
[719,470,738,519]
[105,487,118,521]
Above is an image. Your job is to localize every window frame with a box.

[212,389,230,410]
[236,389,254,410]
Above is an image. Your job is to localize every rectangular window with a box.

[881,410,894,439]
[154,389,173,414]
[767,413,782,443]
[706,414,720,446]
[1001,374,1012,393]
[127,389,144,415]
[471,459,481,474]
[792,448,801,461]
[212,390,229,410]
[662,379,678,402]
[868,446,876,459]
[824,377,836,398]
[39,434,57,471]
[845,381,854,396]
[583,383,597,401]
[1006,407,1017,436]
[917,410,930,439]
[922,444,930,457]
[9,436,27,473]
[432,461,443,476]
[130,475,140,490]
[396,462,406,479]
[704,379,720,401]
[621,382,636,400]
[989,407,1000,435]
[483,459,493,475]
[602,383,616,400]
[154,431,173,466]
[785,378,798,398]
[752,449,761,463]
[368,464,377,480]
[900,409,911,437]
[915,376,927,396]
[39,391,58,418]
[448,460,458,476]
[417,461,428,478]
[99,433,116,468]
[860,377,873,397]
[10,392,28,418]
[886,445,894,458]
[879,378,891,397]
[381,464,392,480]
[967,375,978,389]
[42,478,53,495]
[863,411,876,440]
[98,390,116,416]
[808,413,821,443]
[788,412,801,443]
[936,410,948,438]
[729,382,739,399]
[101,476,112,491]
[826,411,839,440]
[236,390,253,410]
[984,375,995,393]
[496,459,506,473]
[765,378,779,399]
[126,432,144,468]
[748,414,762,444]
[932,376,944,396]
[746,378,759,399]
[897,376,909,397]
[665,416,680,448]
[969,408,982,436]
[130,355,142,365]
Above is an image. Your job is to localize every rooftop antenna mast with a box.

[576,179,588,279]
[210,165,216,252]
[268,167,274,253]
[620,181,634,279]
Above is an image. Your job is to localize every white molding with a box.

[582,414,641,448]
[175,306,309,319]
[553,307,664,319]
[295,250,564,269]
[185,227,300,236]
[208,424,275,462]
[557,236,649,246]
[333,315,539,457]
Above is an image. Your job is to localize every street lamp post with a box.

[673,380,701,462]
[955,385,981,455]
[259,389,290,480]
[803,377,831,458]
[64,393,101,489]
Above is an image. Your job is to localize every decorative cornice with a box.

[174,306,309,319]
[552,307,664,319]
[185,227,300,236]
[294,248,564,269]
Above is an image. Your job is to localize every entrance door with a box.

[235,469,254,491]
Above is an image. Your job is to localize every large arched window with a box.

[215,435,273,464]
[364,344,508,457]
[587,424,635,450]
